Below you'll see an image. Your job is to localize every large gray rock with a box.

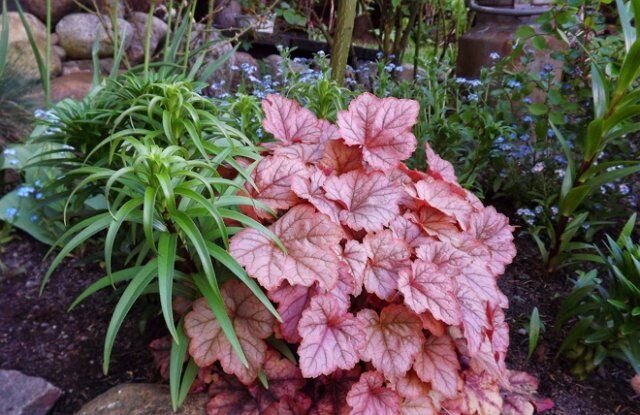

[51,71,94,102]
[127,12,168,64]
[0,370,62,415]
[191,29,234,89]
[21,0,124,23]
[56,13,133,59]
[214,0,241,29]
[0,12,61,78]
[76,383,209,415]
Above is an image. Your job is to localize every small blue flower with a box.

[16,186,35,197]
[455,77,467,84]
[467,93,479,102]
[467,79,482,87]
[507,79,522,90]
[495,136,505,144]
[522,116,533,123]
[35,193,43,200]
[523,97,533,104]
[531,162,545,173]
[3,148,17,156]
[619,184,630,195]
[489,52,500,60]
[4,207,18,220]
[30,214,39,223]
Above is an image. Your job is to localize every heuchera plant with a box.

[172,93,552,414]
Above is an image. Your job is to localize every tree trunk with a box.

[331,0,357,84]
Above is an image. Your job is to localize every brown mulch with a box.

[0,230,639,414]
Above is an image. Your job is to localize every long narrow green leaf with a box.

[169,320,188,410]
[158,232,180,342]
[105,198,144,278]
[14,1,49,103]
[103,259,158,373]
[0,0,9,75]
[205,241,281,322]
[69,266,145,310]
[42,213,112,292]
[177,358,198,406]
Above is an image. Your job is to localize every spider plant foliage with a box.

[40,71,281,409]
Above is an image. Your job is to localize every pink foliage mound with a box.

[183,93,550,414]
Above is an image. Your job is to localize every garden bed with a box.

[0,230,637,414]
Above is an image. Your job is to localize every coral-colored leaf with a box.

[184,280,274,384]
[230,204,345,290]
[263,395,312,415]
[337,92,419,170]
[346,371,402,415]
[419,311,446,336]
[263,350,306,398]
[245,156,308,219]
[262,94,322,144]
[413,335,461,398]
[425,142,458,185]
[291,169,341,223]
[408,206,460,238]
[413,176,474,227]
[398,260,460,324]
[323,169,403,232]
[358,305,423,379]
[320,139,364,175]
[268,282,316,343]
[415,239,472,269]
[298,295,363,377]
[341,240,367,296]
[461,371,503,415]
[394,371,431,399]
[362,230,411,300]
[390,215,433,249]
[400,396,437,415]
[468,206,516,275]
[273,119,340,165]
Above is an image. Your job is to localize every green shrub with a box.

[557,213,640,380]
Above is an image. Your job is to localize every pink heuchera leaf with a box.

[425,142,458,185]
[362,230,411,300]
[327,264,357,310]
[346,371,402,415]
[415,239,472,269]
[340,240,367,296]
[419,311,446,336]
[389,215,433,249]
[358,304,423,379]
[467,206,516,275]
[230,204,345,290]
[460,370,503,415]
[262,94,322,144]
[185,280,274,385]
[244,156,308,219]
[323,169,403,232]
[408,206,460,238]
[457,284,491,355]
[413,176,474,227]
[268,282,317,343]
[413,334,461,398]
[398,260,461,325]
[149,336,171,380]
[273,119,340,165]
[298,295,363,377]
[291,169,341,223]
[320,139,363,175]
[400,396,437,415]
[632,374,640,394]
[337,92,419,170]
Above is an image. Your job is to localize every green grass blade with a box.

[105,197,144,278]
[103,259,158,374]
[68,266,144,310]
[158,232,179,342]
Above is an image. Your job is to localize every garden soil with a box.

[0,232,638,414]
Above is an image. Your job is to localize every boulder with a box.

[50,71,94,101]
[127,12,168,64]
[0,12,61,79]
[263,54,284,79]
[191,29,234,89]
[20,0,79,24]
[76,383,209,415]
[56,13,133,59]
[0,369,62,415]
[0,12,47,43]
[214,0,241,29]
